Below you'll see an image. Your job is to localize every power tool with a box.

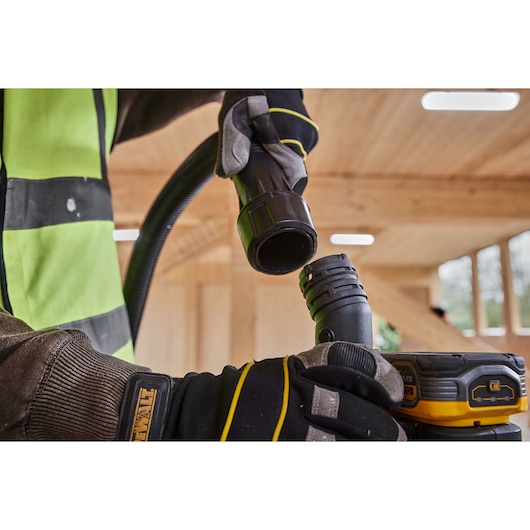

[299,253,528,441]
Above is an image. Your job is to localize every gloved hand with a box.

[0,308,406,441]
[152,341,406,441]
[216,89,319,194]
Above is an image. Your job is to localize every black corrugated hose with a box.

[123,132,218,344]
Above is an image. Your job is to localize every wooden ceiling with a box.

[108,89,530,280]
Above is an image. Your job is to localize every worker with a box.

[0,89,406,440]
[431,304,451,324]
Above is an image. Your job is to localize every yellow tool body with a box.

[382,351,528,428]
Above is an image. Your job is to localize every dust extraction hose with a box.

[124,132,318,345]
[123,132,218,344]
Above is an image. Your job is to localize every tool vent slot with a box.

[520,375,527,396]
[419,379,459,401]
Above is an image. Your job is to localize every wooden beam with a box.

[355,264,438,286]
[229,230,258,367]
[110,172,236,227]
[111,171,530,228]
[305,174,530,225]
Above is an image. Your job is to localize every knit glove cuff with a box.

[27,330,148,440]
[0,307,148,441]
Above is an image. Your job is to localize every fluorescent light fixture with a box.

[113,229,140,241]
[421,91,520,111]
[330,233,375,246]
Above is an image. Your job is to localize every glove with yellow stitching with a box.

[0,307,406,441]
[216,89,319,194]
[133,341,407,441]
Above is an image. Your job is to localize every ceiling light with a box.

[113,229,140,241]
[421,91,520,111]
[330,233,375,246]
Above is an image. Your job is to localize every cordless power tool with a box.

[299,253,528,441]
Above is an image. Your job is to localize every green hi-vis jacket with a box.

[0,89,134,362]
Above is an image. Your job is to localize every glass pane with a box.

[438,256,474,333]
[509,231,530,329]
[477,244,505,331]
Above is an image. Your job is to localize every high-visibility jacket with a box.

[0,88,134,362]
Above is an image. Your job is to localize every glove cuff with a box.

[27,330,148,440]
[116,372,176,441]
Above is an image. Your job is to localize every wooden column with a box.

[229,230,258,367]
[183,266,200,373]
[198,283,231,374]
[470,252,486,335]
[134,280,188,376]
[499,237,520,338]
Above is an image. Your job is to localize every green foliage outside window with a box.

[377,318,401,352]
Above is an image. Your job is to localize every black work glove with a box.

[119,341,406,441]
[216,89,319,194]
[0,308,406,441]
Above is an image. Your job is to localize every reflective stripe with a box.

[56,304,132,356]
[4,177,113,230]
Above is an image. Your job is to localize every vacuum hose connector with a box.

[299,253,373,346]
[233,143,317,275]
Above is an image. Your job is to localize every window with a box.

[509,230,530,330]
[477,244,505,332]
[439,231,530,338]
[438,256,474,333]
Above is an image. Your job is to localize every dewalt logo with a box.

[130,387,158,441]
